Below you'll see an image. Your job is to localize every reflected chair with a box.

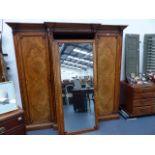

[73,79,81,89]
[62,88,67,105]
[65,84,74,105]
[89,92,94,112]
[81,84,86,88]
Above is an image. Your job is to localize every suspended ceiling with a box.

[60,43,93,70]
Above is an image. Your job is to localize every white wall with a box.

[0,21,22,107]
[61,67,81,80]
[1,19,155,107]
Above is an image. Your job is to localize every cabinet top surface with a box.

[121,81,155,89]
[7,22,127,32]
[0,108,23,121]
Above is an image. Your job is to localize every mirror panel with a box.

[59,42,96,133]
[0,81,18,114]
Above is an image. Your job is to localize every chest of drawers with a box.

[0,109,26,135]
[120,82,155,117]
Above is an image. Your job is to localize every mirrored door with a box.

[57,41,98,134]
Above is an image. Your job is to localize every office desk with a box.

[72,88,94,112]
[73,88,94,92]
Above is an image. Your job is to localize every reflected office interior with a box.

[59,42,96,132]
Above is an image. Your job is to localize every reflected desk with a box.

[72,88,94,112]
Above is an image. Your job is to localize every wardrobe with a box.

[8,22,126,133]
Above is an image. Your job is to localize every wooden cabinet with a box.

[0,109,26,135]
[121,81,155,117]
[8,22,126,132]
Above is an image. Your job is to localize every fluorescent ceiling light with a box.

[73,48,93,56]
[67,56,93,64]
[63,60,88,68]
[61,64,81,70]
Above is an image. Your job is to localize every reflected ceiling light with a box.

[73,48,93,56]
[61,64,81,70]
[67,56,93,64]
[63,60,88,68]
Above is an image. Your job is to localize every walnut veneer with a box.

[121,81,155,117]
[0,109,26,135]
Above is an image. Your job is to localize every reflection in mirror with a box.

[0,53,8,82]
[0,40,17,114]
[59,42,96,133]
[0,81,18,114]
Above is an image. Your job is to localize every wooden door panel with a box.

[20,34,51,124]
[97,36,117,116]
[98,77,115,115]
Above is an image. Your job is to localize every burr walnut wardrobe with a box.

[8,22,126,134]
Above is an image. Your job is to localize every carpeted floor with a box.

[27,114,155,135]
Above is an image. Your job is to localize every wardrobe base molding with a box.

[52,123,58,130]
[26,122,53,131]
[98,114,119,121]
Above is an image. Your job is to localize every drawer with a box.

[133,106,153,116]
[133,92,155,99]
[4,125,26,135]
[0,114,24,134]
[132,98,155,107]
[133,87,155,93]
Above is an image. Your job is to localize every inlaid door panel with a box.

[96,36,117,116]
[18,33,52,125]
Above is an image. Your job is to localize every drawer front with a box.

[133,98,155,107]
[133,92,155,99]
[133,87,155,93]
[133,106,153,116]
[4,125,26,135]
[0,114,24,134]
